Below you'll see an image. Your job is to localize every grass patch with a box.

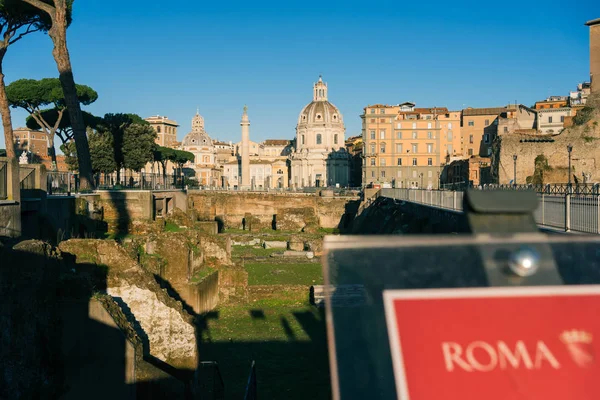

[197,304,329,400]
[583,135,598,143]
[165,222,183,232]
[317,227,340,234]
[224,228,247,234]
[245,262,323,285]
[190,267,217,283]
[232,246,282,259]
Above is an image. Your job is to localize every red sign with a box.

[383,286,600,400]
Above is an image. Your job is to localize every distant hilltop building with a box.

[145,115,180,148]
[289,76,350,187]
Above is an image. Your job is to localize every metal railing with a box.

[243,360,257,400]
[379,188,600,234]
[47,171,78,195]
[443,181,600,195]
[0,161,7,200]
[197,361,225,400]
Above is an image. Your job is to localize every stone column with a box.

[240,106,250,189]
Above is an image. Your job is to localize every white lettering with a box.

[534,341,561,369]
[497,341,534,369]
[442,342,473,372]
[466,341,498,372]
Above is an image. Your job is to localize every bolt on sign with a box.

[384,286,600,400]
[322,235,600,400]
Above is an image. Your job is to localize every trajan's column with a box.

[240,105,250,188]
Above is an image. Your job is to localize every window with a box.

[157,126,161,133]
[380,130,385,139]
[301,135,305,145]
[549,116,553,123]
[467,121,474,127]
[427,158,432,166]
[370,159,375,166]
[380,143,386,153]
[447,144,453,154]
[469,135,473,144]
[396,131,402,139]
[427,131,432,139]
[448,131,453,141]
[370,130,376,139]
[485,119,490,126]
[370,144,375,154]
[371,171,375,177]
[380,158,386,166]
[396,144,402,153]
[412,122,417,129]
[370,119,376,123]
[427,143,433,153]
[380,109,385,114]
[428,171,433,178]
[448,123,453,129]
[412,170,417,178]
[381,170,386,178]
[371,109,375,114]
[412,131,417,139]
[412,144,418,153]
[484,133,490,144]
[316,134,322,144]
[412,158,417,166]
[504,127,508,133]
[561,116,565,123]
[397,170,402,178]
[334,134,338,145]
[397,158,402,166]
[396,123,402,129]
[32,134,35,139]
[468,149,473,156]
[427,122,432,129]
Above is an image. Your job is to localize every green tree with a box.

[0,1,49,159]
[60,139,77,171]
[97,113,149,182]
[6,78,97,168]
[20,0,96,189]
[153,145,174,179]
[122,123,157,172]
[89,130,116,174]
[169,149,194,186]
[26,108,102,145]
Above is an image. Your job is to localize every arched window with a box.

[334,134,338,145]
[316,134,322,145]
[157,126,161,133]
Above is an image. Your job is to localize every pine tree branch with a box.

[20,0,55,16]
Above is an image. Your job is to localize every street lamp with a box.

[419,172,424,188]
[567,144,573,188]
[513,154,517,186]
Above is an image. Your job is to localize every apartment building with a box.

[534,97,571,135]
[145,115,180,147]
[461,107,505,157]
[361,102,461,189]
[13,128,49,157]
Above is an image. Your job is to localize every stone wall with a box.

[0,157,21,238]
[494,114,600,184]
[187,191,355,230]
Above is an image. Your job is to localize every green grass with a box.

[317,227,340,234]
[190,267,216,283]
[231,246,282,259]
[197,303,329,400]
[245,262,323,285]
[165,221,183,232]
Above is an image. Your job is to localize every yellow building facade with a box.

[361,102,461,188]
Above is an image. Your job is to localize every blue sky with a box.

[1,0,597,148]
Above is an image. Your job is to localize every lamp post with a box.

[513,154,517,186]
[567,144,573,189]
[437,171,441,190]
[419,172,424,188]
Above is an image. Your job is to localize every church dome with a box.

[182,110,213,147]
[297,76,344,126]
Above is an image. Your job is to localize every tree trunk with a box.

[48,131,58,170]
[47,4,94,189]
[0,49,16,159]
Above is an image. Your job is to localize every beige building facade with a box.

[181,111,221,186]
[361,102,461,189]
[461,108,504,157]
[145,115,180,147]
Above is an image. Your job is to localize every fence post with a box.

[541,194,545,226]
[565,194,571,232]
[597,195,600,234]
[453,191,457,210]
[67,172,71,196]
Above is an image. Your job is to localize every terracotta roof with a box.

[462,107,506,116]
[263,139,291,146]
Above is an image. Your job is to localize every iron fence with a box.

[0,161,7,200]
[197,361,225,400]
[446,181,600,195]
[379,187,600,234]
[47,172,78,195]
[243,361,257,400]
